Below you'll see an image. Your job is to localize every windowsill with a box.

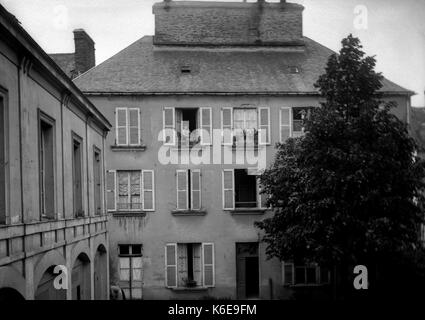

[111,211,147,217]
[170,145,211,151]
[111,145,146,151]
[171,210,207,216]
[171,287,209,292]
[229,208,267,215]
[231,145,268,151]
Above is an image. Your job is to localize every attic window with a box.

[180,65,192,74]
[287,66,300,74]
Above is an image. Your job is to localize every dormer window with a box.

[287,66,300,74]
[180,65,192,74]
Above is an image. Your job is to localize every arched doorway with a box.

[94,244,107,300]
[35,266,67,300]
[72,252,91,300]
[0,287,25,301]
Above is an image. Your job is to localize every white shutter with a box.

[280,107,292,142]
[259,107,270,145]
[106,170,116,211]
[128,108,140,145]
[191,169,201,210]
[202,243,215,287]
[142,170,155,211]
[176,170,188,210]
[200,107,212,145]
[221,107,233,145]
[163,107,175,145]
[116,108,128,145]
[222,169,234,210]
[165,244,178,288]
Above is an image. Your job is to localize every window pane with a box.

[306,267,317,284]
[131,288,142,299]
[132,245,142,255]
[119,245,130,255]
[295,267,305,284]
[120,257,130,268]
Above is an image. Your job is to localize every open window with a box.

[163,107,212,148]
[222,169,268,210]
[93,146,102,215]
[165,242,214,288]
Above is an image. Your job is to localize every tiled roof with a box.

[74,36,412,95]
[49,53,76,79]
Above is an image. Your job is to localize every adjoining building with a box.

[0,5,111,300]
[74,0,413,299]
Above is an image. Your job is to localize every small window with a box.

[233,108,258,147]
[39,111,55,219]
[180,65,191,74]
[287,66,300,74]
[72,133,84,217]
[292,107,313,137]
[118,244,143,300]
[283,263,330,286]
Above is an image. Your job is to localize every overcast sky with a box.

[2,0,424,106]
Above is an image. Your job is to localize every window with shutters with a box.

[163,107,212,148]
[106,170,155,213]
[280,107,315,142]
[115,107,141,146]
[0,95,6,224]
[72,133,84,217]
[119,244,143,299]
[93,146,102,215]
[38,111,56,220]
[283,262,330,286]
[165,242,214,288]
[221,107,270,147]
[176,169,201,211]
[222,169,268,210]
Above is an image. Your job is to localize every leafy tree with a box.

[256,34,425,299]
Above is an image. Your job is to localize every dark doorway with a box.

[245,257,259,298]
[236,243,259,299]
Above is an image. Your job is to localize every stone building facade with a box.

[74,0,413,299]
[0,5,111,300]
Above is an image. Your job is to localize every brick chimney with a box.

[73,29,95,75]
[153,0,304,46]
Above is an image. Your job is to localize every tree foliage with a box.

[256,35,425,272]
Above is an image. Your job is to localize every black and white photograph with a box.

[0,0,424,312]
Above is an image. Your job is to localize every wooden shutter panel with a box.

[191,169,201,210]
[193,244,202,285]
[280,107,291,142]
[176,170,188,210]
[116,108,128,145]
[165,244,178,288]
[106,170,116,211]
[163,107,175,145]
[221,107,233,145]
[259,107,270,145]
[202,243,215,287]
[200,107,212,145]
[283,262,294,286]
[128,108,140,145]
[142,170,154,211]
[222,169,234,210]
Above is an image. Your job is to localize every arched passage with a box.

[71,252,91,300]
[35,266,67,300]
[94,244,107,300]
[0,287,25,301]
